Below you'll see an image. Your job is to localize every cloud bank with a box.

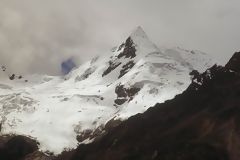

[0,0,240,75]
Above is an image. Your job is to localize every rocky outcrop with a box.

[117,37,136,59]
[102,61,121,77]
[9,74,16,80]
[118,61,135,78]
[102,36,137,78]
[114,84,141,105]
[0,135,40,160]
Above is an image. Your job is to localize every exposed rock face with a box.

[9,74,15,80]
[114,84,141,105]
[0,135,39,160]
[55,52,240,160]
[117,37,136,59]
[225,52,240,72]
[102,61,121,77]
[0,65,26,81]
[118,61,135,78]
[102,36,137,78]
[24,151,52,160]
[9,74,24,80]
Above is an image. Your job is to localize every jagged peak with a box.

[130,26,149,39]
[125,26,159,52]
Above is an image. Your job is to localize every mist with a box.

[0,0,240,75]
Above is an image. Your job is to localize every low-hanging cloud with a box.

[0,0,240,75]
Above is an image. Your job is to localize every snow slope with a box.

[0,27,214,154]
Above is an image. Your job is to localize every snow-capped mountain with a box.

[56,52,240,160]
[0,27,214,154]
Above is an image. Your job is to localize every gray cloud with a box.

[0,0,240,75]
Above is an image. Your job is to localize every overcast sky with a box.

[0,0,240,75]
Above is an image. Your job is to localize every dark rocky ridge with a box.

[0,135,41,160]
[114,84,141,105]
[102,61,121,77]
[102,37,137,77]
[117,37,136,59]
[225,51,240,72]
[118,61,135,78]
[55,52,240,160]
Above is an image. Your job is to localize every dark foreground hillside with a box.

[56,52,240,160]
[1,52,240,160]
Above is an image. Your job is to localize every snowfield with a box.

[0,27,214,154]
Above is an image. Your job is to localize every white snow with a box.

[0,27,214,154]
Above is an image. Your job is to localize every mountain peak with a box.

[127,26,158,52]
[130,26,149,39]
